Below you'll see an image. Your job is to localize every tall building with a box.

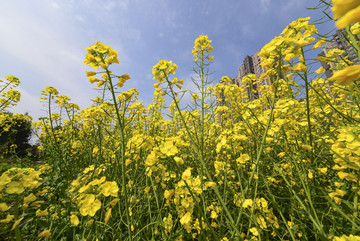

[318,51,333,79]
[324,29,359,63]
[252,52,265,78]
[216,51,271,107]
[319,29,360,79]
[237,51,269,101]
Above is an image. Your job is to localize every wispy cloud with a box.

[8,87,44,119]
[0,0,145,118]
[280,0,307,17]
[0,0,327,122]
[260,0,271,13]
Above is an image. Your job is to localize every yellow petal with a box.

[336,5,360,28]
[70,215,80,226]
[38,230,51,238]
[11,217,24,230]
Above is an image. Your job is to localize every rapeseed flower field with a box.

[1,1,360,240]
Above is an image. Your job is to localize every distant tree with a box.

[0,112,32,158]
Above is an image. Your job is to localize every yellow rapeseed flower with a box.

[328,64,360,85]
[164,189,175,200]
[192,35,214,62]
[250,227,259,236]
[152,60,178,83]
[86,71,96,77]
[160,141,179,156]
[43,86,59,96]
[30,201,44,207]
[0,203,11,212]
[210,211,218,219]
[11,217,24,230]
[70,214,80,226]
[0,173,12,189]
[0,214,14,223]
[242,199,253,208]
[180,212,192,227]
[117,74,131,87]
[6,181,24,194]
[182,168,192,181]
[338,171,357,181]
[333,234,360,241]
[38,230,51,238]
[318,167,328,174]
[100,181,119,197]
[315,66,326,75]
[174,156,184,164]
[104,208,112,224]
[351,22,360,34]
[110,198,120,207]
[36,209,49,217]
[308,170,314,179]
[332,0,360,28]
[291,62,307,72]
[205,182,216,189]
[236,153,250,164]
[79,194,102,217]
[145,150,158,166]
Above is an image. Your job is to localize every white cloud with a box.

[8,87,44,120]
[128,29,142,42]
[281,0,306,14]
[260,0,271,13]
[104,0,117,11]
[51,1,60,9]
[241,24,252,36]
[0,0,145,120]
[75,15,85,22]
[118,1,129,10]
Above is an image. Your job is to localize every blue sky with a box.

[0,0,334,120]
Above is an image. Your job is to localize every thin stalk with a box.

[200,51,205,191]
[353,178,359,234]
[165,76,243,239]
[14,195,21,241]
[264,182,296,241]
[234,68,281,233]
[301,47,313,146]
[105,66,132,241]
[273,163,326,235]
[345,27,360,60]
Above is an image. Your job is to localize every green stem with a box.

[345,26,360,60]
[105,66,132,241]
[301,47,313,146]
[353,177,359,234]
[14,195,21,241]
[165,77,243,239]
[200,51,205,191]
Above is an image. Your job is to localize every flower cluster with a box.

[192,35,214,63]
[0,165,50,237]
[152,59,184,96]
[0,76,21,111]
[258,17,316,73]
[84,41,119,70]
[152,60,178,83]
[69,165,119,218]
[0,167,43,194]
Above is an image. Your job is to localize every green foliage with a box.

[0,112,32,158]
